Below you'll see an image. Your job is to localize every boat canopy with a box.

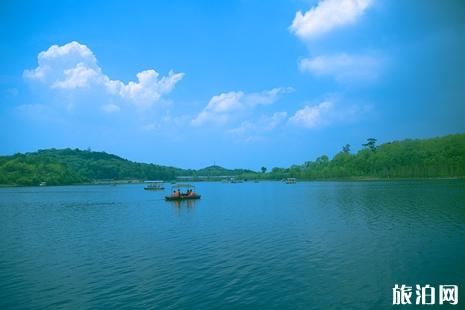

[144,180,164,183]
[171,183,195,189]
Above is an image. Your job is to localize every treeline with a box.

[1,134,464,186]
[0,148,257,186]
[196,165,253,177]
[264,134,465,179]
[0,149,183,185]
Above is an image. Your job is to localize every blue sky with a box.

[1,0,464,169]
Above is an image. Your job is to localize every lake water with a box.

[1,180,464,309]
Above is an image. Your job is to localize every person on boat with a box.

[188,189,196,197]
[171,190,178,197]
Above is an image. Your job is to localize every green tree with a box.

[316,155,329,164]
[342,144,351,153]
[261,166,267,173]
[363,138,377,151]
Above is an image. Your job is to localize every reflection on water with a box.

[169,199,197,215]
[0,180,464,309]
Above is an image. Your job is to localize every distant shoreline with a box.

[1,134,464,186]
[1,176,463,188]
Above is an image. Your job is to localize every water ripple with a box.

[1,181,464,309]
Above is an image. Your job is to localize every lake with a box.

[1,180,464,309]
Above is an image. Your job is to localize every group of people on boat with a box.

[171,189,197,198]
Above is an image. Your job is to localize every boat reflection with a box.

[169,199,197,215]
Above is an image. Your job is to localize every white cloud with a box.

[228,121,260,142]
[229,112,288,135]
[102,103,120,113]
[141,122,158,132]
[262,111,288,131]
[289,101,333,128]
[24,41,100,84]
[228,112,288,142]
[117,70,184,108]
[289,97,372,129]
[191,87,293,126]
[299,53,381,82]
[290,0,373,40]
[24,41,184,108]
[52,62,101,89]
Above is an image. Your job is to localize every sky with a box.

[1,0,464,170]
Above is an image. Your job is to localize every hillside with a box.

[196,165,255,177]
[267,134,465,179]
[0,149,251,186]
[1,134,464,186]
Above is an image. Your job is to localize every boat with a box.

[165,184,201,201]
[285,178,297,184]
[228,177,243,183]
[144,180,165,190]
[165,195,201,201]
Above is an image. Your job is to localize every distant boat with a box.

[39,181,47,187]
[165,183,201,201]
[285,178,297,184]
[229,177,243,183]
[221,177,244,183]
[144,180,165,190]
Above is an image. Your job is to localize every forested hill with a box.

[267,134,465,179]
[1,134,464,186]
[0,149,253,186]
[196,165,253,177]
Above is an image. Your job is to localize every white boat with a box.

[144,180,165,190]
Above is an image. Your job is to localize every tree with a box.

[363,138,377,151]
[342,144,351,153]
[261,166,267,173]
[316,155,329,164]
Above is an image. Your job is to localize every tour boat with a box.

[165,184,201,201]
[144,180,165,190]
[285,178,297,184]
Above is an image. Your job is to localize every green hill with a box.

[196,165,254,177]
[1,134,464,186]
[267,134,465,179]
[0,149,223,186]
